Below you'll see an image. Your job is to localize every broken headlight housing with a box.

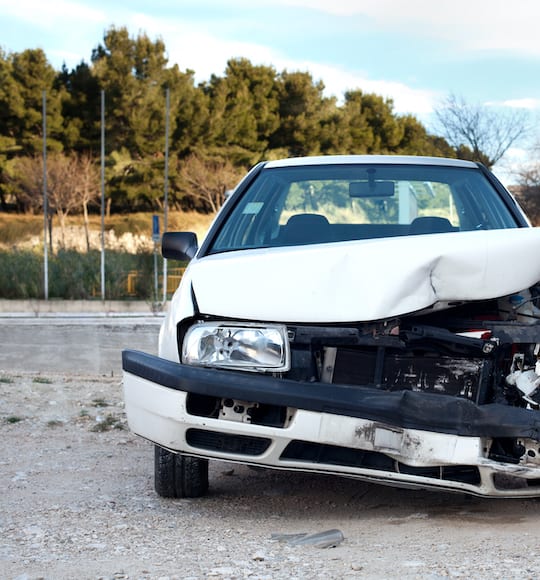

[182,322,290,372]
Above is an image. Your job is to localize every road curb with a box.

[0,299,168,317]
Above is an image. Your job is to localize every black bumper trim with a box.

[122,349,540,440]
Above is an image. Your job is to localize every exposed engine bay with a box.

[288,290,540,409]
[177,287,540,476]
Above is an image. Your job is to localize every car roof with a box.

[263,155,479,169]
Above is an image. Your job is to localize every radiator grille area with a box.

[329,347,491,403]
[186,428,271,455]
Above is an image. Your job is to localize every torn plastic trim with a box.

[122,349,540,440]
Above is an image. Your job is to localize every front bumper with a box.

[123,349,540,497]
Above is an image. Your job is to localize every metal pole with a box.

[100,89,106,301]
[42,90,49,300]
[162,87,170,303]
[154,242,159,303]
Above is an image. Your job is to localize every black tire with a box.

[154,445,209,498]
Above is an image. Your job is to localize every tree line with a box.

[0,26,500,222]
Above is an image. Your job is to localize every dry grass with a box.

[0,214,44,245]
[0,211,216,247]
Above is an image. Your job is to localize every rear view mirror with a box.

[349,181,395,197]
[162,232,198,261]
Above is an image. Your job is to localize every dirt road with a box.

[2,320,540,579]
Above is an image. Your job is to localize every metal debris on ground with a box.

[271,529,344,548]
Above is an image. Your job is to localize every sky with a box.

[1,0,539,180]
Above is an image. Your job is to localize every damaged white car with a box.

[123,155,540,499]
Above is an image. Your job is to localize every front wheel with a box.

[154,445,209,498]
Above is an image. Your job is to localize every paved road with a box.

[0,316,162,376]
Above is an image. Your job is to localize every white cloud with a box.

[1,0,534,118]
[0,0,105,28]
[266,0,540,57]
[127,13,278,79]
[128,13,438,115]
[501,99,540,110]
[295,61,439,114]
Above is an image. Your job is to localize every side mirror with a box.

[162,232,198,261]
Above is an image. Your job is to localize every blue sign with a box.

[152,215,160,242]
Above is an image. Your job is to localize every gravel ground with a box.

[3,370,540,580]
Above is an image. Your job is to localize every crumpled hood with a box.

[184,228,540,323]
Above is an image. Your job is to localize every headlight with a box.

[182,322,290,372]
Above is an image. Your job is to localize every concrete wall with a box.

[0,299,167,316]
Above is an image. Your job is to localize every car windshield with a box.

[208,162,519,253]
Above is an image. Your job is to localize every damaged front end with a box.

[122,156,540,498]
[123,288,540,498]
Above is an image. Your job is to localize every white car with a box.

[123,155,540,498]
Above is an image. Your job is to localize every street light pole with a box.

[162,87,170,303]
[100,89,106,301]
[42,90,49,300]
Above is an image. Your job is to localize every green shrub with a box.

[48,250,100,299]
[0,249,165,300]
[0,250,42,298]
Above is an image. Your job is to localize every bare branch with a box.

[434,93,529,168]
[11,153,101,248]
[177,154,245,213]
